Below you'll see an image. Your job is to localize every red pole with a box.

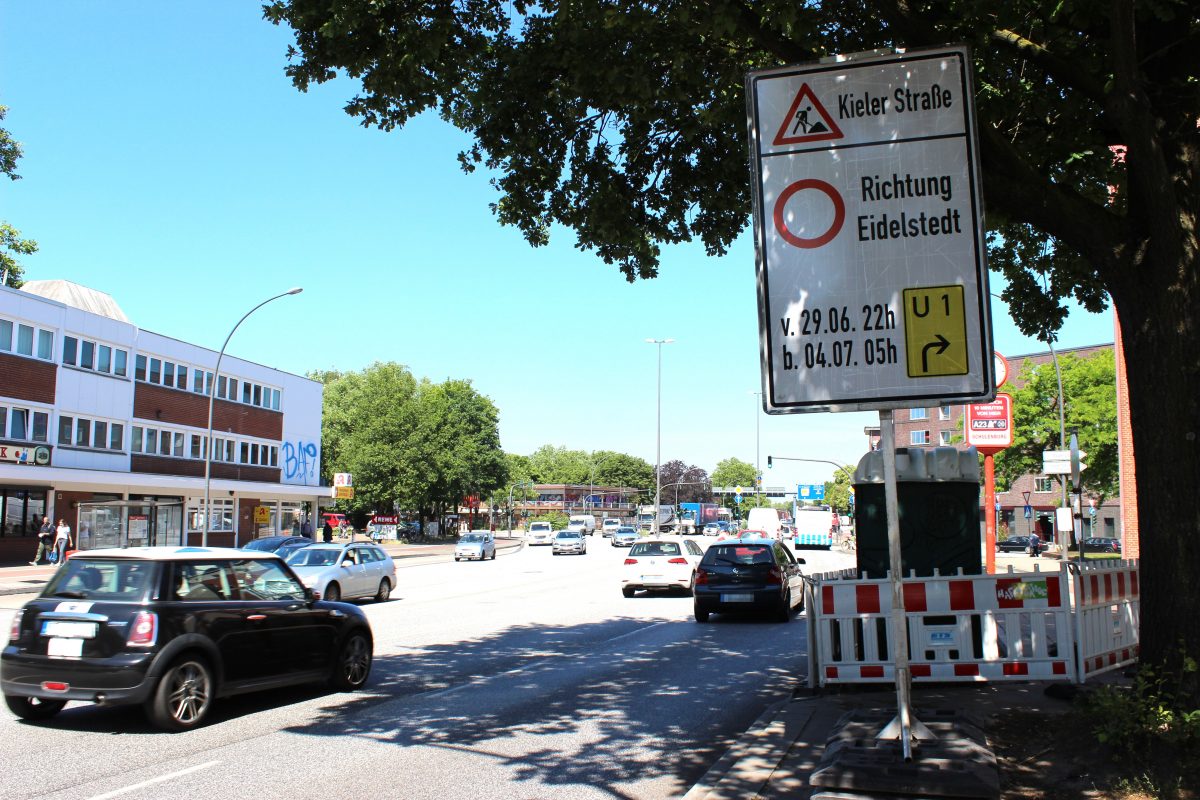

[984,452,996,574]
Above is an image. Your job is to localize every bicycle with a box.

[839,532,856,553]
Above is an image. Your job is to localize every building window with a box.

[939,430,953,446]
[80,340,95,370]
[114,349,127,377]
[0,320,10,351]
[910,408,928,420]
[62,334,128,376]
[1034,477,1054,492]
[0,317,54,361]
[938,405,952,420]
[31,411,48,442]
[910,430,930,445]
[16,324,33,356]
[37,329,53,360]
[5,408,49,443]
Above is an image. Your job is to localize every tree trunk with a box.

[1115,253,1200,703]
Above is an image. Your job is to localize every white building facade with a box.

[0,280,323,562]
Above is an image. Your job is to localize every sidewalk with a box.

[0,535,525,597]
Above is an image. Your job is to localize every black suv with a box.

[693,537,806,622]
[2,546,373,731]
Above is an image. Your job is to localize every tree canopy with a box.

[655,459,712,504]
[266,0,1200,693]
[995,350,1119,501]
[0,106,37,287]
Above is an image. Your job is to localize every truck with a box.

[637,504,675,533]
[678,502,721,535]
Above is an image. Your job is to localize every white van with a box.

[792,507,835,548]
[746,507,784,539]
[527,521,556,545]
[567,515,597,536]
[601,518,622,537]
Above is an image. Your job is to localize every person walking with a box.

[53,518,73,564]
[322,520,333,543]
[1028,530,1041,558]
[31,516,53,565]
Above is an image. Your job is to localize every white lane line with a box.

[603,621,667,643]
[86,760,221,800]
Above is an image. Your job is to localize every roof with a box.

[72,546,275,561]
[19,280,131,322]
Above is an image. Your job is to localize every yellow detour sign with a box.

[333,486,355,500]
[902,285,969,378]
[253,505,271,525]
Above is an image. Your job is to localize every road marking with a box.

[603,621,668,643]
[86,760,221,800]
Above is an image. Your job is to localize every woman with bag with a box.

[53,519,73,564]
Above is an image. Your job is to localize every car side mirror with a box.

[796,557,807,565]
[304,587,316,603]
[342,560,354,569]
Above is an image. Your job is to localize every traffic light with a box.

[767,456,773,468]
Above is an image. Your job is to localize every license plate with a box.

[642,575,664,583]
[41,620,97,639]
[721,593,754,603]
[47,637,84,658]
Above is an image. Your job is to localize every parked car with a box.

[455,531,497,561]
[1082,537,1122,553]
[1,546,373,731]
[693,537,806,622]
[601,519,622,537]
[241,535,313,553]
[274,539,316,561]
[621,537,705,597]
[285,543,396,603]
[552,530,587,555]
[611,526,640,547]
[997,536,1048,553]
[527,521,556,545]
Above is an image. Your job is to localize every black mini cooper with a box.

[2,546,374,731]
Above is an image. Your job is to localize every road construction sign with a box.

[746,46,994,413]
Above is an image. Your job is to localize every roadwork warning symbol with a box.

[902,285,969,378]
[772,83,844,147]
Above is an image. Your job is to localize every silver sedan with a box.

[552,530,587,555]
[610,526,640,547]
[455,531,496,561]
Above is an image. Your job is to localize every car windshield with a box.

[705,544,773,565]
[460,534,486,543]
[286,548,343,567]
[556,531,580,539]
[617,528,635,534]
[43,558,158,601]
[243,537,284,551]
[629,542,681,557]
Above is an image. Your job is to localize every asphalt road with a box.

[0,538,855,800]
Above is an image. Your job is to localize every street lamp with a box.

[749,390,762,498]
[201,287,303,547]
[767,454,856,484]
[645,338,674,531]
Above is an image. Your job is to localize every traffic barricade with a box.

[806,566,1077,687]
[1069,559,1140,680]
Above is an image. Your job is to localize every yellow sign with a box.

[253,505,271,525]
[333,486,355,499]
[902,285,969,378]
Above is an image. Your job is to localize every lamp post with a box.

[201,287,303,547]
[645,338,674,531]
[507,480,532,533]
[749,390,762,500]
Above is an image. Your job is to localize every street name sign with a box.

[747,46,994,413]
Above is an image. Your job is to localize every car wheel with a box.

[455,556,461,561]
[147,656,213,731]
[5,694,66,721]
[775,592,792,623]
[375,578,391,603]
[491,549,497,560]
[324,582,342,602]
[329,630,373,691]
[622,587,635,598]
[694,605,710,622]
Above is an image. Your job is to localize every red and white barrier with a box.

[1070,560,1140,680]
[806,566,1077,687]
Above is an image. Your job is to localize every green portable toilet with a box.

[853,447,981,578]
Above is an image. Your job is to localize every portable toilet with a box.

[853,447,981,578]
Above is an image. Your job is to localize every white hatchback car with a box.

[455,531,496,561]
[527,522,556,545]
[621,537,705,597]
[285,542,396,603]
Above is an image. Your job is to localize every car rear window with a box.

[702,545,773,565]
[287,548,342,567]
[629,542,681,556]
[44,559,158,602]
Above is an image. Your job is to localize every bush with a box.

[1082,654,1200,798]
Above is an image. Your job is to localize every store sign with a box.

[333,473,353,487]
[253,505,271,525]
[0,445,51,465]
[747,46,994,412]
[332,486,355,499]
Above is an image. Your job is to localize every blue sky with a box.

[1,3,1115,490]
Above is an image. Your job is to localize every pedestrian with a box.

[323,520,333,543]
[301,518,313,537]
[1028,529,1041,558]
[292,518,300,536]
[31,516,53,565]
[54,518,73,564]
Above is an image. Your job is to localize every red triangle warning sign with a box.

[772,83,843,147]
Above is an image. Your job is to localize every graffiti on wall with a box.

[282,440,318,483]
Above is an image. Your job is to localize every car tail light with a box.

[695,568,708,585]
[766,566,784,585]
[624,558,638,565]
[667,557,688,565]
[127,611,158,647]
[41,681,69,693]
[10,609,23,642]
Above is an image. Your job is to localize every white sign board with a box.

[747,46,994,413]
